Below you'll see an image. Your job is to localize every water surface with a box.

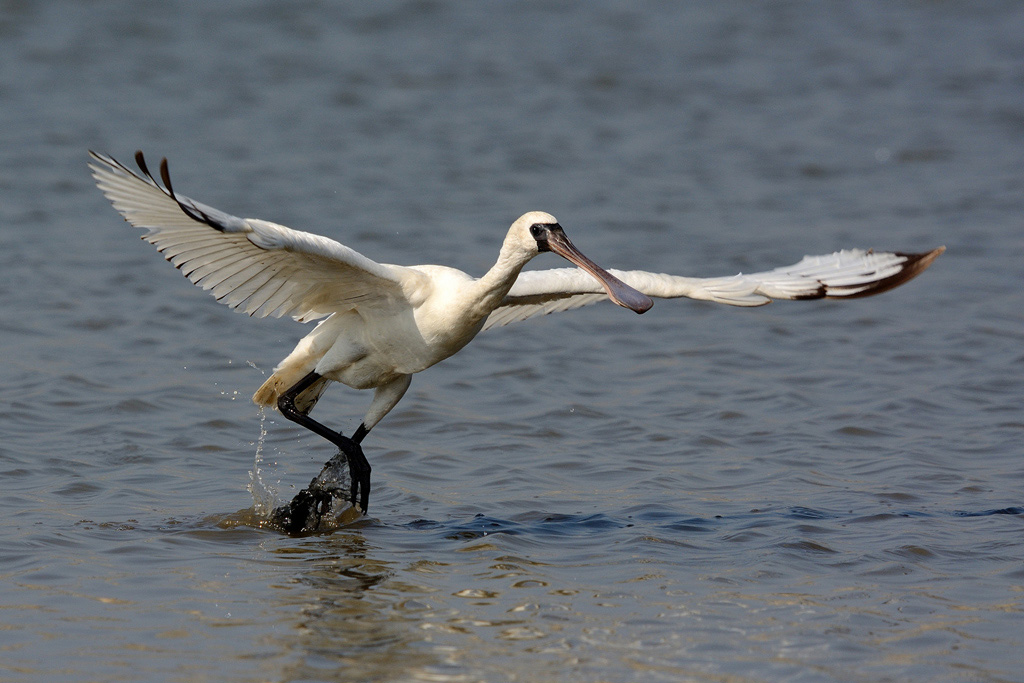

[2,2,1023,681]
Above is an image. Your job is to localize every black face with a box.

[529,222,561,252]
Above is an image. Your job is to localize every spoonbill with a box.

[90,151,943,522]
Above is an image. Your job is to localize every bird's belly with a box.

[315,317,437,390]
[317,337,427,390]
[327,358,404,391]
[312,302,484,391]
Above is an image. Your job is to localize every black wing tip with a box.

[793,283,828,300]
[901,245,946,264]
[828,246,945,299]
[134,149,151,176]
[116,149,232,233]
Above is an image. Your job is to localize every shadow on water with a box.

[217,502,1024,539]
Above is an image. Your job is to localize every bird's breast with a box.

[329,266,490,383]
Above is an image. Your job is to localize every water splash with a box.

[247,407,280,517]
[245,407,357,533]
[245,362,280,518]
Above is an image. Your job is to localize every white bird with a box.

[89,151,944,519]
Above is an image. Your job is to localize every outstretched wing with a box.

[483,247,944,330]
[90,151,429,322]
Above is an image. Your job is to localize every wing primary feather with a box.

[483,246,943,330]
[245,278,291,318]
[180,250,249,280]
[155,154,229,231]
[133,150,154,183]
[823,247,945,299]
[165,243,240,266]
[92,150,432,323]
[192,253,259,289]
[94,151,942,329]
[215,264,278,307]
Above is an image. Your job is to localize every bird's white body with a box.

[257,262,503,425]
[247,215,582,424]
[89,150,943,517]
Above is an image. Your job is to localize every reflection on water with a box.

[207,504,1024,682]
[3,0,1024,681]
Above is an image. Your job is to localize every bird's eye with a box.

[529,224,545,238]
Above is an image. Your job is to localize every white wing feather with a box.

[90,151,428,322]
[92,152,942,331]
[483,247,944,330]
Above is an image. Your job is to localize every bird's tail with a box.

[253,371,331,415]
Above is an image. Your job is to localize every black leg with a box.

[342,425,371,512]
[276,371,373,516]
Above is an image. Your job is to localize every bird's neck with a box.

[468,244,532,320]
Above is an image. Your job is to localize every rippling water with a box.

[3,1,1023,681]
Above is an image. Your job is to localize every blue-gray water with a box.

[3,2,1023,681]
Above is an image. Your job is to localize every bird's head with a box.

[506,211,653,314]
